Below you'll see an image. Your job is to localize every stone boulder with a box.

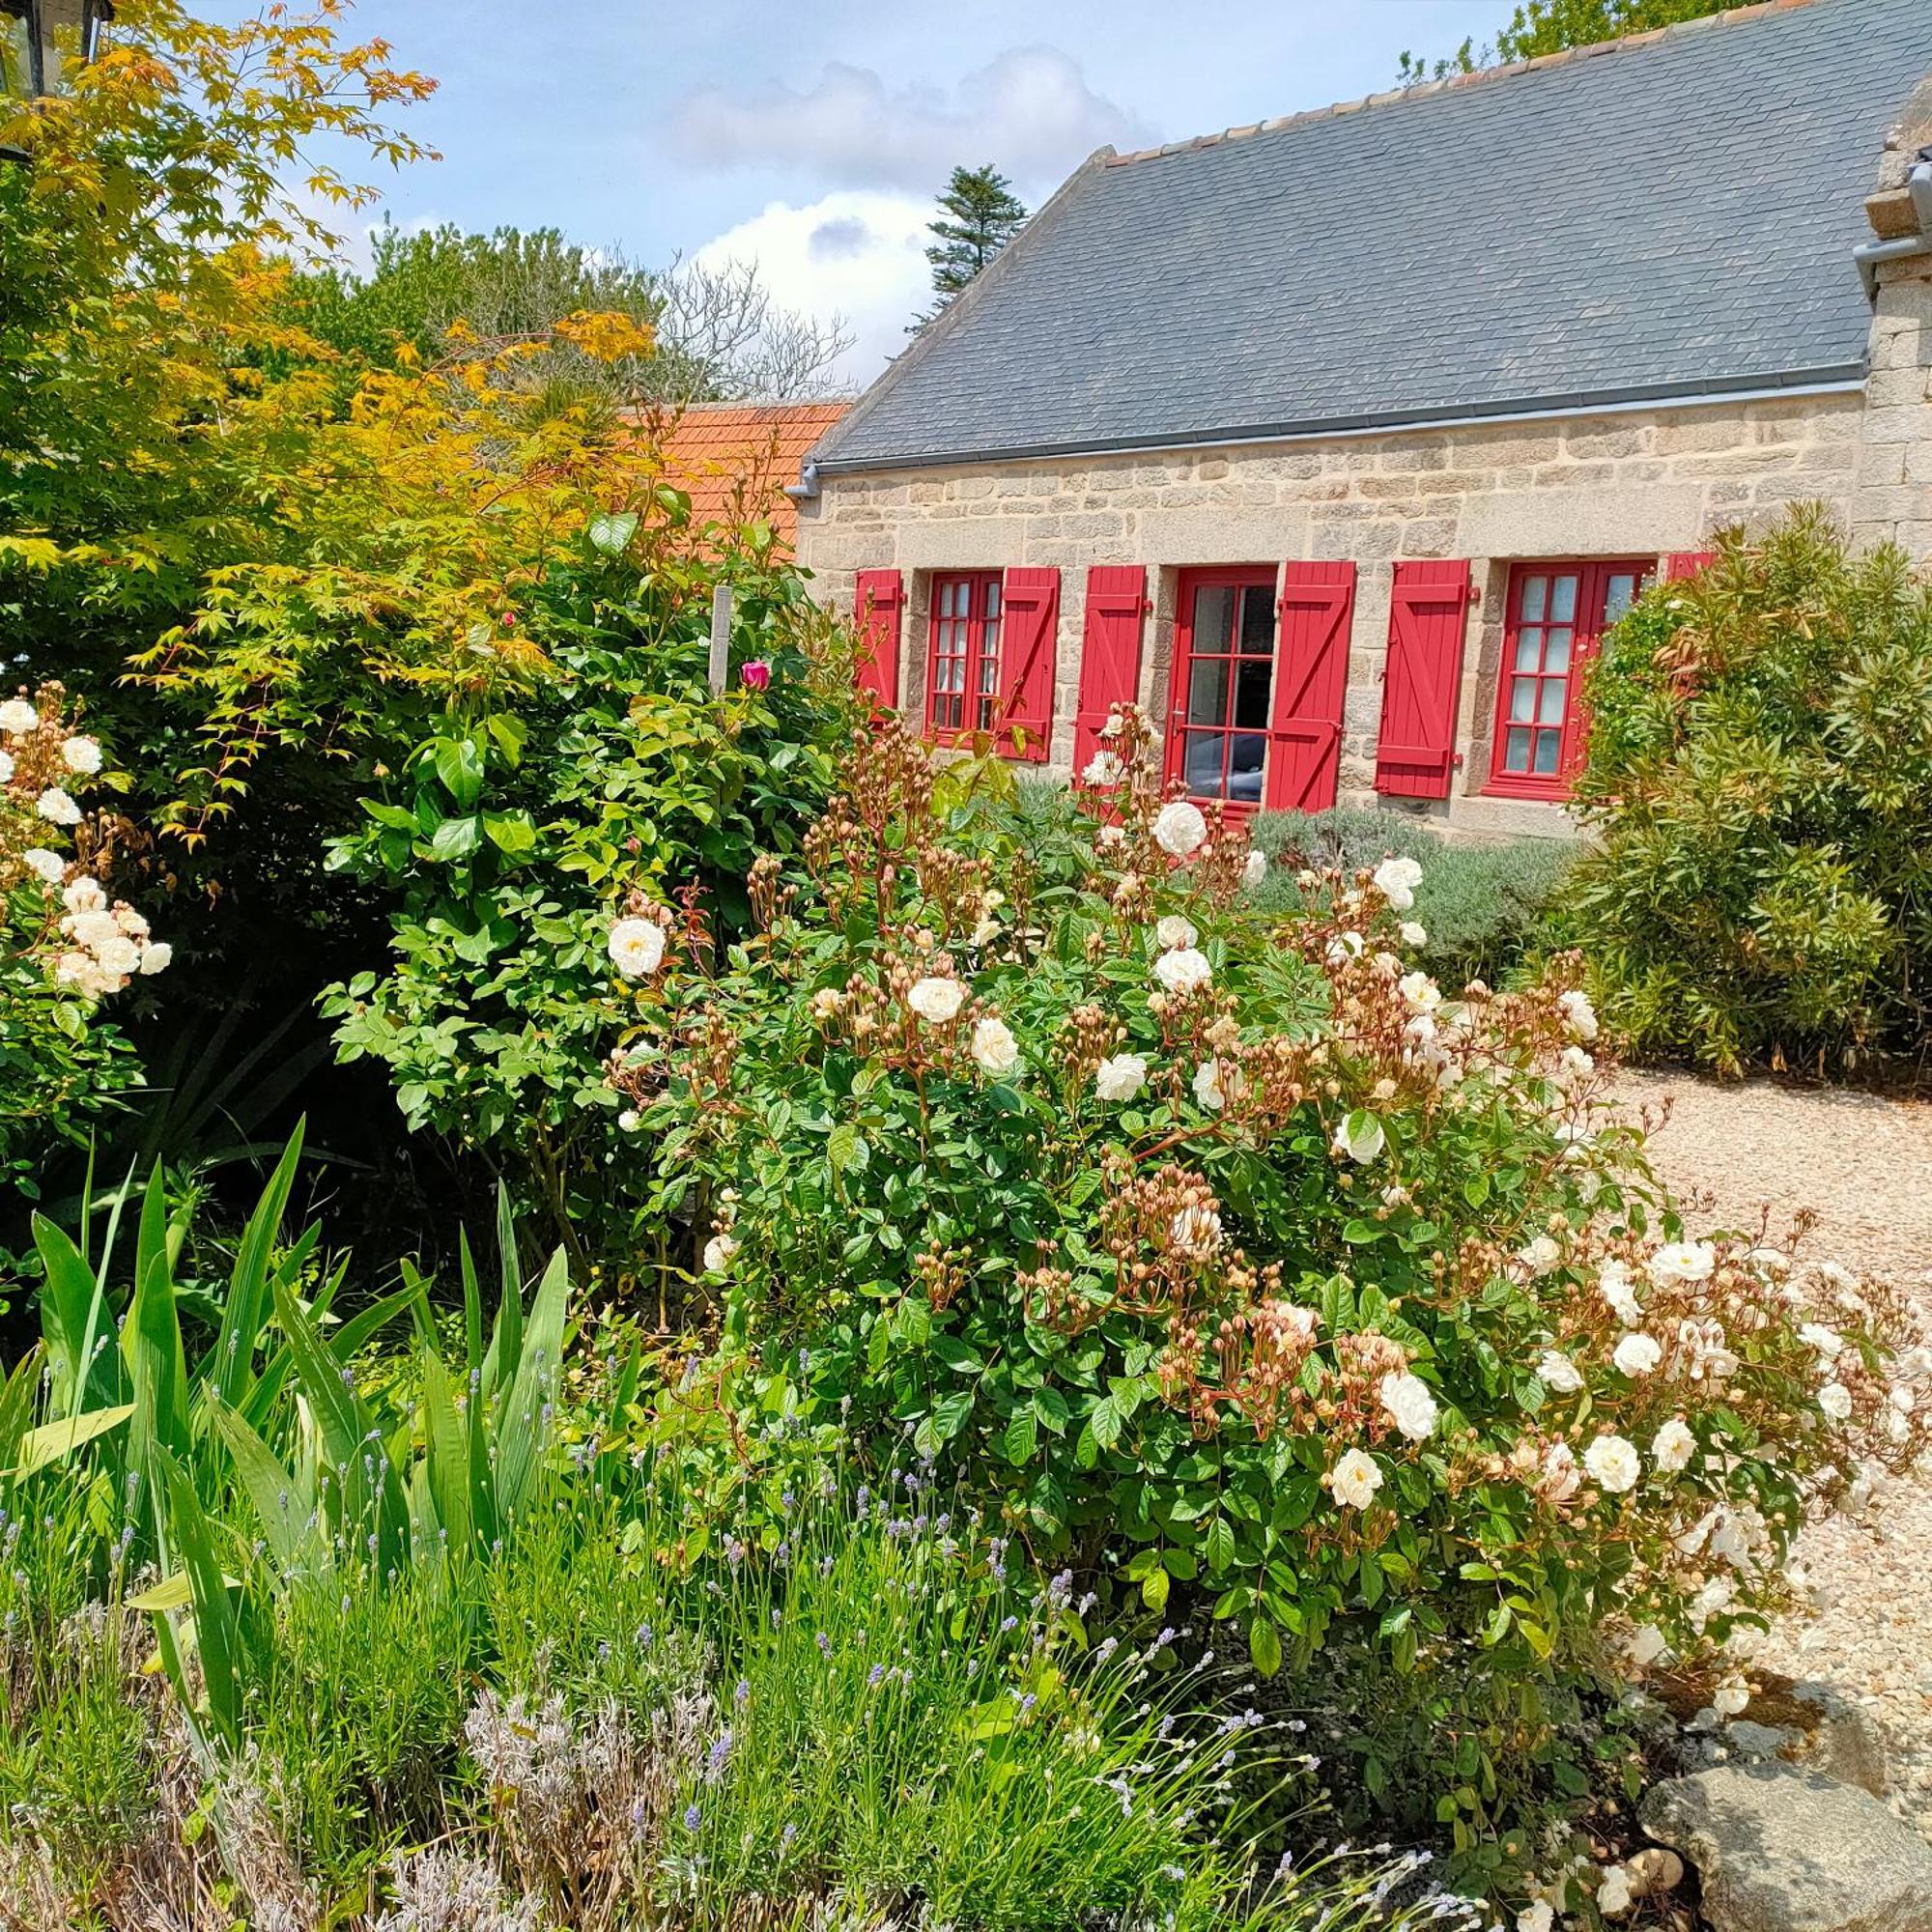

[1640,1763,1932,1932]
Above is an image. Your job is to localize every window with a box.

[1488,559,1651,797]
[924,571,1004,735]
[1168,567,1277,807]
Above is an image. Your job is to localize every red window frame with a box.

[1487,558,1652,799]
[923,571,1004,736]
[1164,565,1279,811]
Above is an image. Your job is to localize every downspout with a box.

[1855,156,1932,300]
[783,459,820,502]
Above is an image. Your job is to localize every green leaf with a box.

[11,1404,135,1477]
[430,814,482,862]
[587,510,639,554]
[432,736,485,810]
[482,811,537,857]
[1203,1514,1236,1574]
[1141,1565,1170,1611]
[1248,1614,1283,1677]
[1003,1407,1038,1464]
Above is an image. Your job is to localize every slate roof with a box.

[655,402,848,541]
[813,0,1932,473]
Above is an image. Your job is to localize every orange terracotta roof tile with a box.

[650,402,848,546]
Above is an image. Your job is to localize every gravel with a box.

[1614,1070,1932,1839]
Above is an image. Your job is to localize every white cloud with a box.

[673,46,1152,195]
[693,188,935,389]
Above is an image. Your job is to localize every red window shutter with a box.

[1375,560,1473,800]
[1265,562,1355,812]
[1073,566,1147,771]
[853,569,903,708]
[997,567,1060,763]
[1664,551,1717,582]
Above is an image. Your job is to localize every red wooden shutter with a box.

[1664,551,1717,582]
[1375,560,1473,800]
[853,569,903,709]
[1073,566,1147,771]
[1266,561,1355,812]
[997,567,1060,763]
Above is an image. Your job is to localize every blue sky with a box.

[286,1,1519,383]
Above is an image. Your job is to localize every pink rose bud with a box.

[741,660,772,691]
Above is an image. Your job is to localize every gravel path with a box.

[1614,1070,1932,1835]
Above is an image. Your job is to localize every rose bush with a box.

[609,707,1924,1853]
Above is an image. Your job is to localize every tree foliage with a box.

[1398,0,1755,84]
[916,163,1027,326]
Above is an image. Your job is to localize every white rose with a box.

[1371,855,1422,911]
[113,904,149,941]
[0,697,39,735]
[608,917,667,979]
[1096,823,1125,849]
[1378,1371,1437,1442]
[1082,750,1123,785]
[1538,1350,1584,1394]
[1192,1057,1246,1113]
[1597,1865,1633,1917]
[0,751,11,782]
[1583,1434,1640,1494]
[905,976,965,1024]
[61,735,102,776]
[616,1109,640,1132]
[1324,929,1365,965]
[1155,914,1197,951]
[92,934,140,979]
[1648,1240,1716,1285]
[971,917,1001,949]
[1626,1624,1667,1668]
[1599,1259,1644,1324]
[1817,1381,1853,1422]
[1168,1205,1222,1254]
[1539,1439,1581,1503]
[702,1233,739,1273]
[1094,1054,1147,1103]
[1518,1904,1553,1932]
[1519,1234,1563,1276]
[21,848,65,885]
[1152,947,1211,995]
[66,909,120,951]
[1651,1417,1695,1473]
[1151,800,1207,858]
[970,1014,1020,1076]
[1557,987,1599,1041]
[61,876,105,915]
[36,787,81,826]
[1711,1680,1749,1719]
[1798,1321,1844,1360]
[1241,849,1266,889]
[1399,921,1427,947]
[137,941,172,976]
[1398,969,1440,1013]
[1612,1332,1662,1378]
[1558,1044,1595,1080]
[1324,1446,1384,1510]
[1331,1110,1384,1163]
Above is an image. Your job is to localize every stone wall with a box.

[1851,255,1932,557]
[798,394,1866,838]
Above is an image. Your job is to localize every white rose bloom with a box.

[1599,1260,1644,1325]
[905,975,966,1024]
[1324,929,1365,965]
[0,698,39,735]
[1583,1434,1640,1494]
[1242,849,1266,888]
[971,917,1001,949]
[53,951,95,989]
[1082,750,1123,785]
[1538,1350,1584,1394]
[1652,1417,1696,1473]
[1891,1384,1917,1414]
[1371,855,1423,911]
[616,1109,640,1132]
[1331,1110,1385,1163]
[1152,947,1211,995]
[137,941,172,976]
[0,751,11,781]
[1155,914,1197,951]
[702,1233,739,1273]
[1094,1054,1147,1102]
[1151,800,1208,858]
[114,904,150,941]
[1325,1446,1384,1510]
[1648,1240,1716,1285]
[1557,987,1599,1041]
[36,787,81,826]
[92,934,140,979]
[1711,1680,1749,1719]
[61,876,105,915]
[1168,1205,1222,1254]
[1399,921,1427,947]
[608,917,667,979]
[1096,823,1126,849]
[66,908,120,951]
[1627,1624,1667,1668]
[21,848,65,885]
[1378,1371,1437,1442]
[1817,1381,1854,1422]
[1798,1321,1844,1360]
[1192,1057,1245,1113]
[970,1015,1020,1076]
[1540,1439,1581,1503]
[1518,1904,1554,1932]
[1612,1332,1662,1378]
[1398,969,1441,1013]
[1519,1234,1563,1276]
[1558,1044,1595,1080]
[61,735,102,776]
[1597,1866,1633,1918]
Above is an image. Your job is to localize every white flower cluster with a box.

[608,916,668,979]
[52,876,170,999]
[1151,800,1207,859]
[1371,855,1423,912]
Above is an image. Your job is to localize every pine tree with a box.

[914,165,1028,327]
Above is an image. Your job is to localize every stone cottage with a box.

[793,0,1932,837]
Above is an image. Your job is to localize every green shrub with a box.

[1249,810,1575,991]
[1569,506,1932,1074]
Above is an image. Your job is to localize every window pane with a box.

[1515,634,1543,674]
[1520,576,1548,622]
[1234,658,1272,729]
[1532,732,1561,775]
[1543,628,1572,673]
[1238,584,1277,656]
[945,580,965,617]
[983,580,1000,619]
[1187,656,1230,726]
[1183,731,1227,798]
[1538,679,1568,725]
[1229,732,1265,802]
[1191,584,1236,654]
[1510,679,1536,723]
[1603,573,1638,624]
[1505,726,1532,772]
[1550,575,1579,622]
